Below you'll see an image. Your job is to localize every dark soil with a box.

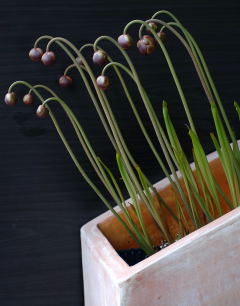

[117,242,169,266]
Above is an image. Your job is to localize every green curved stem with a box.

[94,36,179,174]
[46,101,153,253]
[102,61,193,210]
[138,9,182,37]
[149,10,236,145]
[9,80,154,253]
[44,96,153,247]
[37,36,173,240]
[94,35,196,227]
[66,46,179,192]
[125,19,212,128]
[34,36,118,152]
[158,22,213,97]
[64,63,86,75]
[28,84,57,97]
[28,85,134,212]
[65,45,183,227]
[65,44,182,226]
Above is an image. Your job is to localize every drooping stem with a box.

[44,96,153,247]
[94,36,182,177]
[46,101,154,253]
[65,47,181,204]
[157,22,213,98]
[28,85,133,213]
[94,35,198,226]
[149,10,236,145]
[37,36,173,240]
[101,60,199,221]
[125,19,214,128]
[65,44,182,226]
[172,23,236,145]
[34,36,118,152]
[9,80,154,253]
[144,13,238,210]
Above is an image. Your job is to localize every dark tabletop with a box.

[0,1,239,305]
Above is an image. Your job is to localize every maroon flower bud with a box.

[137,35,156,55]
[146,22,158,33]
[4,92,17,106]
[41,51,56,66]
[29,48,43,62]
[157,31,166,42]
[59,75,73,88]
[36,105,49,118]
[117,34,133,49]
[96,75,109,90]
[92,50,108,65]
[76,57,83,65]
[23,93,34,105]
[143,35,155,45]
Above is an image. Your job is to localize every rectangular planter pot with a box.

[81,150,240,306]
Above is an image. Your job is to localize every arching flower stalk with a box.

[6,81,171,254]
[31,35,182,239]
[5,10,239,255]
[144,10,240,208]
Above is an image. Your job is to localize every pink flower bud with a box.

[41,51,56,66]
[4,92,17,106]
[29,48,43,62]
[96,75,109,90]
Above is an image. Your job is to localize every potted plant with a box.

[4,9,240,305]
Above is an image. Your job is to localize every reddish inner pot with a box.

[98,157,231,250]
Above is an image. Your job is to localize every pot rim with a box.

[81,146,240,282]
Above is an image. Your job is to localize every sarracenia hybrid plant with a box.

[5,10,240,255]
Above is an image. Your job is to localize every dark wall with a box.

[0,1,239,305]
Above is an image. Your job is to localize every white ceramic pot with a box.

[81,150,240,306]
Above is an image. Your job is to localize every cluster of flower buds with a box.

[4,91,48,118]
[92,49,110,90]
[137,35,156,55]
[26,27,166,94]
[94,33,134,90]
[146,21,158,33]
[137,28,166,56]
[29,48,56,65]
[146,21,166,42]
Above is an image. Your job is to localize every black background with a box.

[0,1,239,305]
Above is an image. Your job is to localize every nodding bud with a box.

[137,35,156,55]
[157,31,166,42]
[146,22,158,33]
[59,75,73,88]
[96,75,109,90]
[4,92,17,106]
[23,93,35,105]
[92,50,108,65]
[36,105,49,118]
[143,35,155,45]
[76,57,83,65]
[29,48,43,62]
[41,51,56,66]
[117,34,133,49]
